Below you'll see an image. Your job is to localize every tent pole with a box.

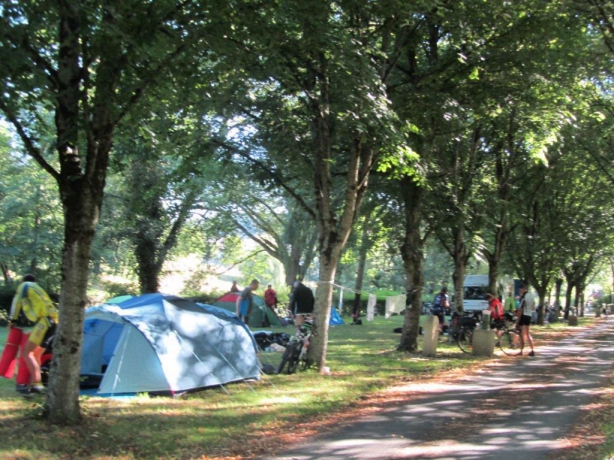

[110,325,132,396]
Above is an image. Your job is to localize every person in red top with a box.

[485,292,505,343]
[264,285,277,309]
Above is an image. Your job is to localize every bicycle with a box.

[449,312,478,353]
[454,311,520,355]
[495,312,521,355]
[277,319,313,374]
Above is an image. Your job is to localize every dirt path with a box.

[266,320,614,460]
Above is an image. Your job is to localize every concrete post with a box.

[472,329,495,357]
[481,311,491,330]
[422,315,439,357]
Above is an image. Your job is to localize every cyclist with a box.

[485,292,505,344]
[432,287,449,333]
[8,274,58,395]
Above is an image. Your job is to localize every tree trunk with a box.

[289,241,300,283]
[564,283,573,319]
[0,262,11,285]
[399,178,424,353]
[451,226,467,313]
[305,112,371,370]
[352,214,371,320]
[485,148,511,298]
[488,260,500,300]
[536,284,548,324]
[554,278,563,313]
[45,174,103,423]
[284,239,316,287]
[309,259,337,370]
[136,233,161,293]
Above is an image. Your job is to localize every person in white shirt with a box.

[517,282,535,356]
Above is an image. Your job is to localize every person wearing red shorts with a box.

[8,274,59,394]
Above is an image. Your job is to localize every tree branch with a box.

[0,100,60,181]
[212,138,317,220]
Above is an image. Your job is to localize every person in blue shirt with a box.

[235,279,259,323]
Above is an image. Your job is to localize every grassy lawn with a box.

[0,315,604,459]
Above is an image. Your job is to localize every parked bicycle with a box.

[451,312,478,353]
[452,311,520,355]
[277,318,313,374]
[496,312,521,355]
[545,304,558,324]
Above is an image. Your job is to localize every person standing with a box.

[8,274,59,395]
[432,287,449,332]
[264,284,277,310]
[289,280,315,329]
[230,281,240,293]
[235,279,259,324]
[485,292,505,342]
[517,282,536,356]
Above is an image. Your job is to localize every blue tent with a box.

[80,293,260,395]
[330,308,345,325]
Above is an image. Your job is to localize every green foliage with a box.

[0,126,63,289]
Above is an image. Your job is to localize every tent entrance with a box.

[80,318,169,394]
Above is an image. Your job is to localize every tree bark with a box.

[451,225,468,314]
[535,284,548,323]
[310,259,336,370]
[554,278,563,313]
[46,181,100,423]
[564,282,574,319]
[399,177,424,353]
[0,262,11,285]
[352,211,372,319]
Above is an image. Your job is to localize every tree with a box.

[0,1,225,422]
[205,175,319,287]
[383,0,595,349]
[221,0,406,369]
[110,104,218,293]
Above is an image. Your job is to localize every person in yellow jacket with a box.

[7,274,59,394]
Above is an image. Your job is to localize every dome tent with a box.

[213,292,284,328]
[80,293,260,395]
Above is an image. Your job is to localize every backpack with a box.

[433,293,444,313]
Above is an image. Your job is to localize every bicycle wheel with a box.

[499,329,519,356]
[282,341,303,375]
[277,341,299,374]
[457,328,473,353]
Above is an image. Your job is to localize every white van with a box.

[462,274,513,313]
[463,274,490,313]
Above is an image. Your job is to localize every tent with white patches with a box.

[80,293,260,395]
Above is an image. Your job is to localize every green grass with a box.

[0,316,600,459]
